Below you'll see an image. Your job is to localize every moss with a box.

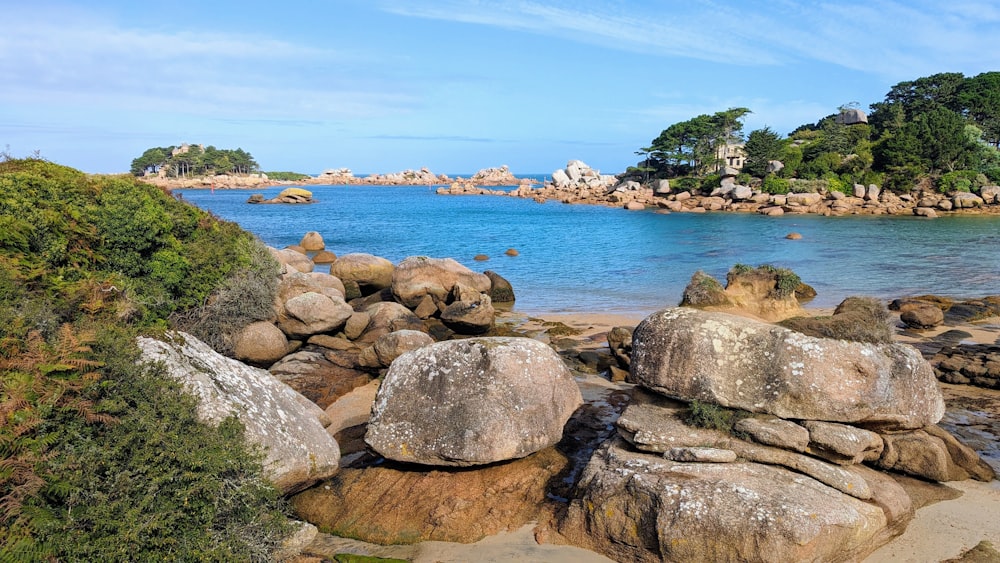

[680,271,728,307]
[542,321,582,337]
[685,400,751,434]
[780,296,892,344]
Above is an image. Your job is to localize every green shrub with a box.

[680,271,727,307]
[673,176,700,193]
[937,170,981,193]
[983,167,1000,183]
[265,171,310,181]
[0,159,292,560]
[685,400,749,433]
[824,175,852,195]
[761,175,790,194]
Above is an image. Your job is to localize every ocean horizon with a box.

[178,184,1000,317]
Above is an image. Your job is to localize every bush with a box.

[937,170,982,193]
[685,400,750,433]
[761,175,790,194]
[0,159,292,560]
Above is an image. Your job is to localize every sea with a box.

[176,183,1000,316]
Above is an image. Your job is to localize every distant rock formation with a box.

[247,187,315,204]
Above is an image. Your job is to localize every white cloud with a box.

[376,0,1000,78]
[0,9,417,121]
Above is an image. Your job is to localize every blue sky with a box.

[3,1,1000,175]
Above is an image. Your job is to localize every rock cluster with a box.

[558,307,993,562]
[932,344,1000,389]
[247,187,315,204]
[679,265,812,321]
[238,243,517,413]
[469,165,520,185]
[436,165,1000,217]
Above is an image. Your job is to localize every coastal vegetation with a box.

[130,144,260,178]
[632,71,1000,195]
[0,158,289,560]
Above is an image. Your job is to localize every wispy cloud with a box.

[0,8,417,121]
[368,134,507,143]
[375,0,1000,78]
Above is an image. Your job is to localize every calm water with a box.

[178,185,1000,315]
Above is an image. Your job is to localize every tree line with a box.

[130,144,259,177]
[632,71,1000,194]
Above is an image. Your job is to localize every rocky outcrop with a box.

[137,332,340,494]
[291,446,568,545]
[561,435,907,563]
[630,308,944,429]
[247,187,315,204]
[299,231,325,251]
[931,342,1000,389]
[470,165,520,185]
[233,321,290,366]
[365,337,583,466]
[391,256,491,309]
[328,253,394,295]
[556,304,993,562]
[679,265,806,321]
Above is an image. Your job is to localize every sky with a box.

[3,1,1000,175]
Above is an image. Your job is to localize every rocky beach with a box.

[155,231,998,562]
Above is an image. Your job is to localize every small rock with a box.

[786,232,803,240]
[300,231,325,251]
[505,248,519,257]
[474,254,489,261]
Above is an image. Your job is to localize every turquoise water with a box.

[178,185,1000,315]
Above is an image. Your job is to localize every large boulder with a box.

[276,291,353,338]
[328,253,394,295]
[233,321,289,366]
[560,437,905,563]
[484,270,515,303]
[357,329,434,368]
[269,246,314,273]
[629,308,945,429]
[269,349,372,409]
[365,337,583,466]
[440,293,495,334]
[137,332,340,494]
[391,256,491,308]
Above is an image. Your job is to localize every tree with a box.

[642,108,752,177]
[742,127,783,178]
[959,71,1000,147]
[129,147,170,176]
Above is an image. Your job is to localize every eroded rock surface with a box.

[365,337,583,466]
[137,332,340,493]
[629,307,945,429]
